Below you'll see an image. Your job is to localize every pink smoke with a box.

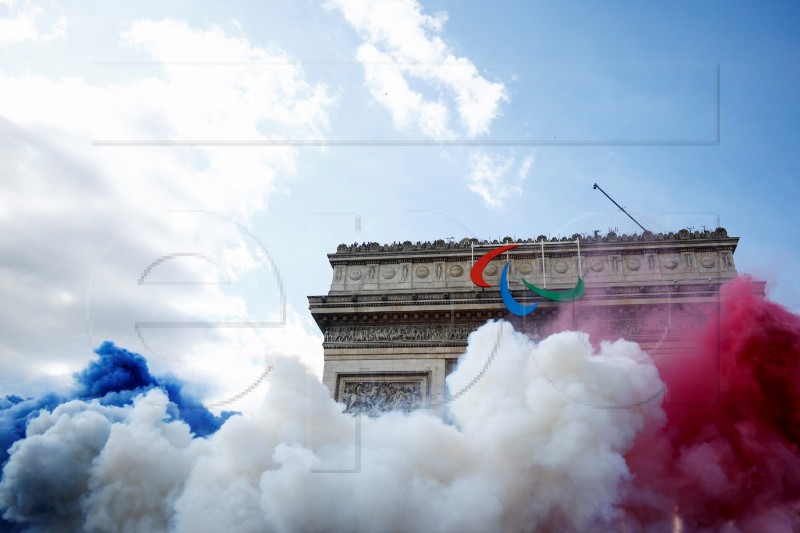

[623,277,800,531]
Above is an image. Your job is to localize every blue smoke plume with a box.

[0,341,235,467]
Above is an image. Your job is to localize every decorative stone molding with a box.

[324,324,474,344]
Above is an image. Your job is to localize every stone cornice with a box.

[308,282,768,327]
[329,241,739,266]
[309,282,734,306]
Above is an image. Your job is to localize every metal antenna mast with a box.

[593,183,649,233]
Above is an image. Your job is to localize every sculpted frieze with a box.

[324,324,474,344]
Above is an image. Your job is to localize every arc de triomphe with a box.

[308,229,761,416]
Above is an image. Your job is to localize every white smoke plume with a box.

[0,321,665,532]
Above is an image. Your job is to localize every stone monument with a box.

[308,229,762,416]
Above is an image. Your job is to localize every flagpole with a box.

[540,241,546,288]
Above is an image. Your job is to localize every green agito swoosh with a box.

[521,277,585,302]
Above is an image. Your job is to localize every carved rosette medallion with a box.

[449,264,464,277]
[590,260,604,272]
[554,260,569,274]
[517,263,533,275]
[484,263,498,276]
[700,256,716,268]
[415,265,430,278]
[663,256,679,270]
[382,267,396,280]
[626,258,641,271]
[349,268,362,280]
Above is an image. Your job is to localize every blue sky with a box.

[1,0,798,411]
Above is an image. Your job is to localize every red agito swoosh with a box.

[470,244,519,287]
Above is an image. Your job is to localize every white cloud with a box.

[0,0,67,43]
[0,19,329,410]
[329,0,507,138]
[467,150,534,209]
[356,42,452,138]
[115,19,332,140]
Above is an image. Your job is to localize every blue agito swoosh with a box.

[499,262,538,316]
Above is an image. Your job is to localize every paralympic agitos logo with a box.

[470,244,585,316]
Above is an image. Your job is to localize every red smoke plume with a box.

[625,277,800,531]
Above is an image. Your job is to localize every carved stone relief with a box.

[554,260,569,274]
[349,268,362,280]
[449,264,464,277]
[382,267,396,279]
[663,256,679,270]
[325,324,473,344]
[626,258,641,271]
[415,265,430,278]
[512,315,706,341]
[700,255,716,269]
[517,263,533,275]
[722,253,733,270]
[342,381,422,416]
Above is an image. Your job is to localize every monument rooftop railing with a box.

[330,227,734,256]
